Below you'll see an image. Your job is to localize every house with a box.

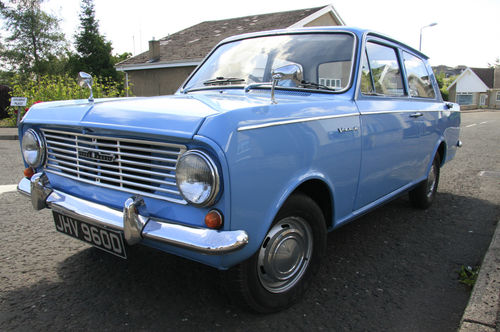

[116,5,345,96]
[432,65,466,78]
[447,67,500,110]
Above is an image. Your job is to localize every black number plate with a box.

[53,212,127,259]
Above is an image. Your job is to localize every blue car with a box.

[18,27,461,312]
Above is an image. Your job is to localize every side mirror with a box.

[270,64,303,104]
[78,72,94,102]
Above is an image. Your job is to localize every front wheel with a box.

[222,193,327,313]
[409,155,440,209]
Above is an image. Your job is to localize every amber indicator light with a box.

[24,167,34,179]
[205,210,223,229]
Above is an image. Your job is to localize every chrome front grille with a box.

[42,128,187,204]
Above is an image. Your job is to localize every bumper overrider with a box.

[18,172,248,254]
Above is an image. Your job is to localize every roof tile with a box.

[119,6,328,66]
[470,67,494,89]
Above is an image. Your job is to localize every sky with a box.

[37,0,500,68]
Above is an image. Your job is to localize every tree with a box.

[0,0,66,79]
[112,52,132,66]
[435,72,449,101]
[488,57,500,69]
[70,0,117,81]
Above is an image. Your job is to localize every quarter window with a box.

[362,42,405,97]
[403,52,436,98]
[360,50,374,94]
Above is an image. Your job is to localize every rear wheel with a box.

[223,193,327,313]
[409,155,440,209]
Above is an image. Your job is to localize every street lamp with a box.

[419,22,438,51]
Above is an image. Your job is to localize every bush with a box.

[5,74,131,125]
[440,87,449,101]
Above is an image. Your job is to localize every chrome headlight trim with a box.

[175,150,220,207]
[21,128,45,168]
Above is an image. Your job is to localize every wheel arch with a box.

[428,138,447,172]
[286,178,334,230]
[437,140,446,167]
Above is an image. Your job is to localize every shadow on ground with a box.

[1,193,498,331]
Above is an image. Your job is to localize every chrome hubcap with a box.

[257,217,313,293]
[426,164,437,198]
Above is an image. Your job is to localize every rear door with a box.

[401,51,443,176]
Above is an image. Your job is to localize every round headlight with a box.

[176,150,219,206]
[22,129,45,167]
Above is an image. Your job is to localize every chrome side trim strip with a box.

[359,109,460,116]
[237,113,359,132]
[18,174,249,255]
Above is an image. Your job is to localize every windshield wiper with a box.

[299,80,337,91]
[244,82,272,92]
[245,80,337,93]
[203,77,245,86]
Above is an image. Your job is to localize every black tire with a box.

[409,155,440,209]
[222,193,327,313]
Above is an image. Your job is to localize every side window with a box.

[403,52,436,98]
[364,42,405,97]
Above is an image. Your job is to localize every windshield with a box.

[183,33,355,92]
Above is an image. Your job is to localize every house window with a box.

[319,78,341,88]
[497,92,500,102]
[457,92,473,105]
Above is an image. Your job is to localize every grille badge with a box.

[78,149,117,163]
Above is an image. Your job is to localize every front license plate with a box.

[53,212,127,259]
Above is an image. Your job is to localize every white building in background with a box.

[447,67,500,109]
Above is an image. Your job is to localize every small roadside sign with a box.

[10,97,27,107]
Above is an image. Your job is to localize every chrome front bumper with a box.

[18,173,248,254]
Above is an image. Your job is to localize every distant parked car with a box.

[18,27,461,312]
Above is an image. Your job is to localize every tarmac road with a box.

[0,111,499,331]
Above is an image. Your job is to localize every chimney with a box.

[148,38,160,62]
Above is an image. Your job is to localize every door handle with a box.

[409,112,423,118]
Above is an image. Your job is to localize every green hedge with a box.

[5,75,131,126]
